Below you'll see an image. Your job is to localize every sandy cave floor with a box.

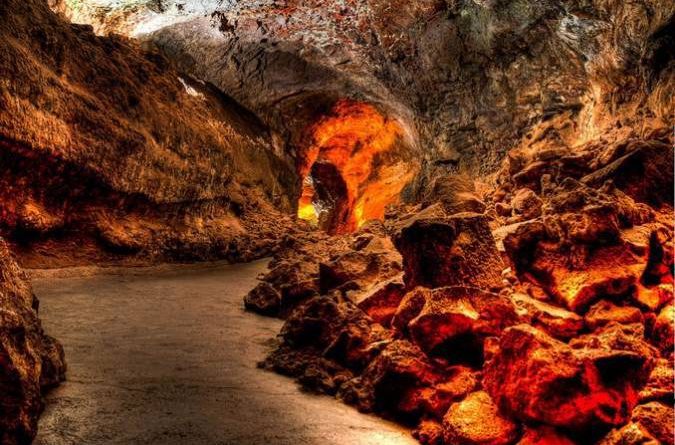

[31,259,416,445]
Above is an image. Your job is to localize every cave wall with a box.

[0,0,298,266]
[59,0,673,196]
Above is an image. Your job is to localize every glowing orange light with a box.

[298,100,412,232]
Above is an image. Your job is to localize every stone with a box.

[392,213,503,290]
[651,304,674,355]
[630,402,674,444]
[485,324,653,431]
[511,292,583,339]
[393,286,518,361]
[421,175,486,215]
[338,340,442,415]
[516,426,575,445]
[352,275,406,326]
[413,419,445,445]
[598,423,659,445]
[532,245,643,313]
[0,239,66,444]
[639,358,674,403]
[633,284,673,312]
[585,300,643,331]
[442,391,518,445]
[244,281,281,315]
[511,188,542,219]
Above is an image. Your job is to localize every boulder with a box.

[392,213,503,290]
[516,426,575,445]
[630,402,674,444]
[639,358,674,403]
[338,340,442,415]
[584,300,643,331]
[442,391,518,445]
[485,324,653,431]
[511,292,583,339]
[0,239,66,444]
[511,188,542,220]
[598,422,659,445]
[421,175,486,215]
[393,286,518,361]
[352,275,406,326]
[244,281,281,315]
[651,304,674,355]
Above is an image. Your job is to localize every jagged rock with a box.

[393,286,518,361]
[582,140,674,206]
[630,402,674,444]
[319,235,402,298]
[651,304,674,355]
[585,300,643,331]
[516,426,575,445]
[485,324,653,431]
[511,188,542,220]
[532,245,643,313]
[413,419,445,445]
[244,282,281,315]
[442,391,518,445]
[0,239,66,444]
[639,358,674,403]
[598,422,659,445]
[338,340,442,415]
[511,292,583,339]
[392,212,503,290]
[421,176,486,215]
[352,275,406,326]
[633,284,673,312]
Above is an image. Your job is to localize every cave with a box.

[0,0,673,445]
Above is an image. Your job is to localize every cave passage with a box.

[297,100,414,234]
[32,261,417,445]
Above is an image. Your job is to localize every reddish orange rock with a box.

[485,324,654,431]
[442,391,518,445]
[633,284,673,312]
[511,292,583,339]
[517,426,575,445]
[392,212,504,290]
[584,300,643,331]
[651,304,674,355]
[393,286,518,360]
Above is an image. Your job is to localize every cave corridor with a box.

[0,1,673,445]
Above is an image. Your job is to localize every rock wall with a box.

[0,0,296,267]
[0,238,65,444]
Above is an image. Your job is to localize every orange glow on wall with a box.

[298,100,412,232]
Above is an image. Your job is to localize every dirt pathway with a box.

[31,259,416,445]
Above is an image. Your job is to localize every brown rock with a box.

[485,324,653,431]
[630,402,674,444]
[651,304,674,355]
[517,426,575,445]
[442,391,518,445]
[639,358,674,403]
[244,281,282,315]
[633,284,673,312]
[598,422,659,445]
[0,239,66,443]
[416,366,478,418]
[421,175,486,215]
[392,212,503,290]
[393,286,518,362]
[413,418,445,445]
[511,292,583,339]
[585,300,644,331]
[352,275,406,326]
[338,340,442,415]
[511,188,542,220]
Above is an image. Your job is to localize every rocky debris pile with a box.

[0,238,66,445]
[247,137,673,444]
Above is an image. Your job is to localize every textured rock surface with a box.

[0,238,65,444]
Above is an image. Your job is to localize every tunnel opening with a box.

[297,99,415,234]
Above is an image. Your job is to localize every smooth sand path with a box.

[32,259,417,445]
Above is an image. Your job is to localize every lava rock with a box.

[244,281,282,315]
[442,391,518,445]
[651,304,674,355]
[511,292,583,340]
[485,324,653,431]
[0,239,66,444]
[630,402,674,444]
[584,300,644,331]
[511,188,542,220]
[516,426,575,445]
[392,212,503,290]
[393,286,518,361]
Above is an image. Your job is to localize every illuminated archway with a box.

[297,99,414,233]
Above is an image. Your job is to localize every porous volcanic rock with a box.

[392,211,504,290]
[0,238,65,444]
[442,391,518,445]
